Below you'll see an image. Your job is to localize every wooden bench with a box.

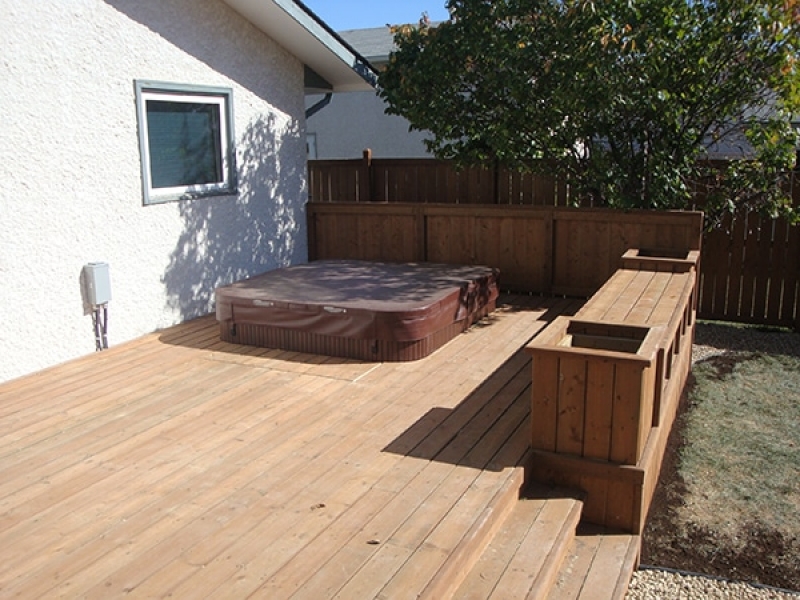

[525,249,699,533]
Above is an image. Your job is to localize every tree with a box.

[378,0,800,227]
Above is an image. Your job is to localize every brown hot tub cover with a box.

[215,260,499,361]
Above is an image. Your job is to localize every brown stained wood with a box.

[0,362,268,504]
[551,218,577,292]
[474,215,548,292]
[587,219,613,293]
[338,380,528,598]
[513,497,583,600]
[546,533,601,600]
[766,218,789,324]
[1,383,258,521]
[99,372,440,596]
[417,463,529,599]
[646,274,693,327]
[582,359,615,461]
[450,493,580,600]
[637,343,692,527]
[2,295,587,599]
[334,465,489,599]
[527,243,694,532]
[413,354,532,460]
[310,161,797,328]
[579,533,640,599]
[268,467,460,597]
[635,365,655,488]
[726,216,749,320]
[698,220,729,320]
[576,270,638,322]
[782,217,800,329]
[378,464,516,599]
[453,495,549,600]
[307,203,703,297]
[0,323,209,406]
[531,354,560,452]
[577,474,609,528]
[604,478,637,533]
[609,222,639,271]
[738,212,762,320]
[545,524,640,600]
[608,362,647,465]
[600,271,656,323]
[7,375,355,596]
[532,173,551,206]
[750,216,774,322]
[555,357,587,457]
[427,214,476,265]
[625,272,671,324]
[294,452,493,599]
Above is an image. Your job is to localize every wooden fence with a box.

[308,155,799,329]
[309,152,572,205]
[699,211,799,329]
[307,203,703,298]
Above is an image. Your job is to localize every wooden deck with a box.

[0,295,639,599]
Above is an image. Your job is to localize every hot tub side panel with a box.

[215,263,498,361]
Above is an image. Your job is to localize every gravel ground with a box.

[690,321,800,364]
[626,321,800,600]
[627,568,800,599]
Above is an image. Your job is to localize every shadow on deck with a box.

[0,294,640,599]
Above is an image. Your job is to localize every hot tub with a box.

[215,260,499,361]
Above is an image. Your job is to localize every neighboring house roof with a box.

[337,24,445,67]
[221,0,378,92]
[338,27,395,66]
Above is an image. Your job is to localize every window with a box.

[135,81,236,204]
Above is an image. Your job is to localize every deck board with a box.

[0,295,583,599]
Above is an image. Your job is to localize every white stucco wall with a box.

[0,0,308,383]
[306,91,433,159]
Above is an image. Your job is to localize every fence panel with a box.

[308,203,703,297]
[422,205,554,291]
[308,159,369,203]
[551,210,704,296]
[308,204,423,263]
[307,157,799,328]
[698,210,800,328]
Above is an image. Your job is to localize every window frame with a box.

[135,81,237,205]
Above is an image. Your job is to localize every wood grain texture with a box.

[0,295,593,599]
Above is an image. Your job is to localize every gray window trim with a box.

[135,80,237,205]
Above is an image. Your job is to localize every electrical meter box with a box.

[84,262,111,305]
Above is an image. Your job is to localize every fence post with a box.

[360,149,373,202]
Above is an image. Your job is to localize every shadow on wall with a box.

[161,114,306,320]
[104,0,296,113]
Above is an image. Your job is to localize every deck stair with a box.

[546,524,641,600]
[437,480,640,600]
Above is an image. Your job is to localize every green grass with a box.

[678,351,800,538]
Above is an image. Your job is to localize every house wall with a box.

[0,0,309,383]
[306,91,432,159]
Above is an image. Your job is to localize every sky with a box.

[303,1,450,32]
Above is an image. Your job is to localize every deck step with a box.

[546,523,641,600]
[452,482,584,600]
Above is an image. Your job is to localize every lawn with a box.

[641,322,800,591]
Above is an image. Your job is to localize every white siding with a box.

[0,0,308,382]
[306,91,432,159]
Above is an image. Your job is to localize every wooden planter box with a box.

[526,247,700,533]
[621,248,700,273]
[526,318,662,466]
